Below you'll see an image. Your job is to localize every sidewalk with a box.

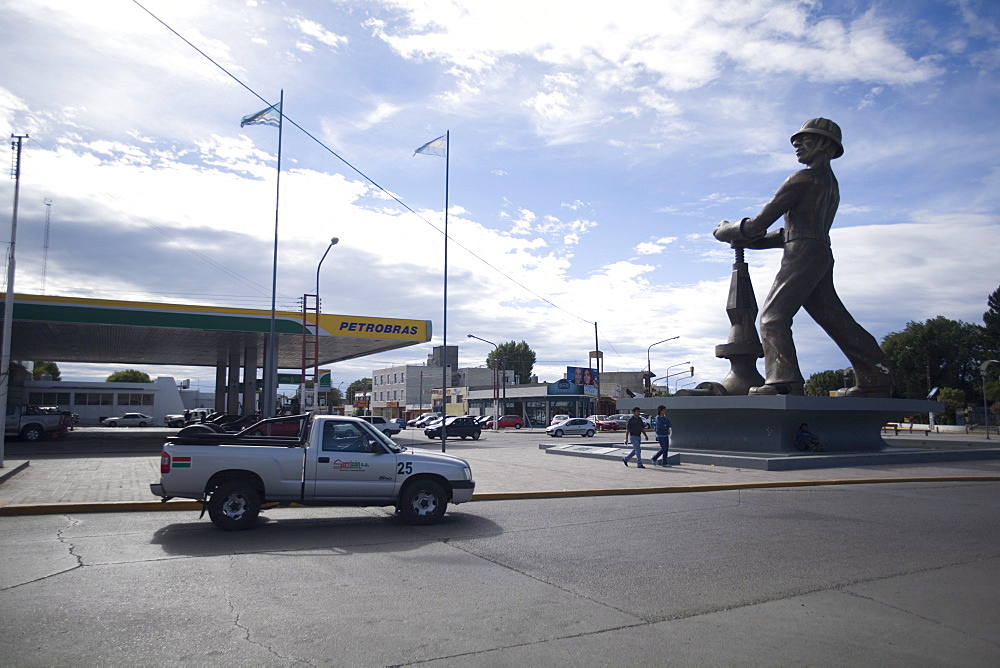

[2,430,999,515]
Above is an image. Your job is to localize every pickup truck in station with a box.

[5,405,72,442]
[150,414,476,530]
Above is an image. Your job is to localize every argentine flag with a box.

[414,134,448,157]
[240,102,282,128]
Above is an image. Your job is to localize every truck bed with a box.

[166,433,304,447]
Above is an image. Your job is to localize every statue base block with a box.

[646,396,945,453]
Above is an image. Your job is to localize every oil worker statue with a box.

[713,118,892,397]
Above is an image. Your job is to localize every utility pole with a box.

[1,134,28,468]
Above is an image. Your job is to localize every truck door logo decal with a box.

[332,459,369,471]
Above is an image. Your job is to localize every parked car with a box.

[605,414,631,430]
[407,413,440,428]
[359,415,402,436]
[486,415,524,429]
[550,414,570,425]
[6,405,71,441]
[546,418,596,438]
[424,415,482,440]
[594,418,618,432]
[101,412,154,427]
[389,418,407,430]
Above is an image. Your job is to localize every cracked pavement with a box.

[1,481,999,665]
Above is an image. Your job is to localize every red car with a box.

[486,415,524,429]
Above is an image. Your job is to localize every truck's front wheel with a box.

[207,480,261,530]
[20,425,44,442]
[399,479,447,525]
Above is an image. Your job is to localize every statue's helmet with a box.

[791,118,843,158]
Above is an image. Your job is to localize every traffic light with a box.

[690,366,694,376]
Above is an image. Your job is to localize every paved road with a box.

[1,481,998,665]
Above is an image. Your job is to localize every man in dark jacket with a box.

[622,407,648,468]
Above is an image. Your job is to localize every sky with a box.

[0,0,998,397]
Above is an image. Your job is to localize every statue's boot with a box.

[748,382,804,396]
[837,385,892,398]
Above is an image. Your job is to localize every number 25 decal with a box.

[397,462,412,475]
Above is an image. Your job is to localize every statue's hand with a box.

[714,218,753,244]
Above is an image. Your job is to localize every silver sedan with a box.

[546,418,596,438]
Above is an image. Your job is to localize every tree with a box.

[984,284,1000,358]
[804,369,846,397]
[329,387,344,407]
[936,387,966,425]
[881,317,985,401]
[106,369,152,383]
[486,341,536,385]
[346,378,371,415]
[32,360,61,381]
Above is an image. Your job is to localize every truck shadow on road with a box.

[149,509,502,558]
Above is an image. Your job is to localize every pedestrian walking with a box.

[650,404,672,466]
[622,406,648,468]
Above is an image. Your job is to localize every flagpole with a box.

[440,130,449,452]
[263,90,283,418]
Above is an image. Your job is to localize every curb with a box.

[1,476,998,516]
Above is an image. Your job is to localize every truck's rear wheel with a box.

[399,480,447,525]
[207,480,261,530]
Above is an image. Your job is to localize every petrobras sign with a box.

[321,314,431,341]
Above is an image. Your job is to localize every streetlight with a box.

[982,360,999,440]
[646,337,679,395]
[468,334,501,429]
[313,237,339,414]
[676,377,697,394]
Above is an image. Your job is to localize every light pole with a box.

[646,337,679,396]
[982,360,999,440]
[468,334,500,429]
[659,361,690,394]
[676,377,697,394]
[313,237,338,413]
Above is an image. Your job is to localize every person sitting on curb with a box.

[622,406,648,468]
[794,423,824,452]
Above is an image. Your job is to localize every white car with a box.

[550,414,570,425]
[358,415,401,436]
[546,418,596,438]
[102,412,154,427]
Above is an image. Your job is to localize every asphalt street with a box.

[1,481,998,666]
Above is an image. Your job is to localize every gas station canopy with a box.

[3,294,432,368]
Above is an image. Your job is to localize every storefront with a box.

[466,382,598,427]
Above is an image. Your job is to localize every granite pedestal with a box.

[629,396,944,453]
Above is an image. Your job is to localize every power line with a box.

[130,0,592,325]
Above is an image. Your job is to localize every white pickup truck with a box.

[150,415,475,530]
